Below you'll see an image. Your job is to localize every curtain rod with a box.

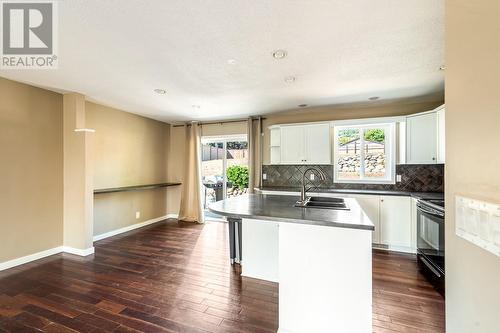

[172,117,265,128]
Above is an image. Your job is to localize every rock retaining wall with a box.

[338,153,386,173]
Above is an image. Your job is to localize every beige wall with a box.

[262,101,442,164]
[86,102,170,236]
[445,1,500,332]
[200,121,247,137]
[0,77,63,262]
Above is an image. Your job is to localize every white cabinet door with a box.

[437,108,445,164]
[406,112,438,164]
[280,125,305,164]
[410,198,418,250]
[270,128,281,164]
[380,196,412,249]
[270,127,281,147]
[355,197,381,244]
[304,123,331,164]
[242,219,279,282]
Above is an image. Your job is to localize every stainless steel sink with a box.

[294,197,350,210]
[308,196,345,203]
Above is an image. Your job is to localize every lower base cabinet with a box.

[241,219,279,282]
[379,196,413,252]
[257,190,418,254]
[355,197,381,244]
[331,194,416,253]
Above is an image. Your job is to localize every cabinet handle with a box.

[432,157,436,161]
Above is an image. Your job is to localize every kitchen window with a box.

[333,122,396,184]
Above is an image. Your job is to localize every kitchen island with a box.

[209,194,374,333]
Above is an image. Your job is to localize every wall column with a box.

[63,93,94,255]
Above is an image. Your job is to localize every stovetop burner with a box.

[418,198,445,212]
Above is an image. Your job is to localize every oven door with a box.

[416,203,445,274]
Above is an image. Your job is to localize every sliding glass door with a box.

[201,135,248,210]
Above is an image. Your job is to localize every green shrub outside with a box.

[226,165,249,189]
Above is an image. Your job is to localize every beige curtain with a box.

[247,117,262,193]
[178,123,204,223]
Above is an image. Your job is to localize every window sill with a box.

[334,180,396,185]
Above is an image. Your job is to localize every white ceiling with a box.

[0,0,444,122]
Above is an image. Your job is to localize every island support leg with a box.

[228,218,235,264]
[227,218,242,265]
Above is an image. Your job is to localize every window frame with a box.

[333,122,396,184]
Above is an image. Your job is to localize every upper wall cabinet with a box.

[436,107,445,163]
[406,105,445,164]
[270,122,331,165]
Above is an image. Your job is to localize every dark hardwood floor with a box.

[0,219,444,333]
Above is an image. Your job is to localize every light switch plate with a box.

[136,211,141,219]
[310,174,315,181]
[262,173,267,180]
[396,174,402,182]
[455,196,500,257]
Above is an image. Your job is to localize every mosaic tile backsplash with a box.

[262,164,444,193]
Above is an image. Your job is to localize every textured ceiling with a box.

[0,0,444,122]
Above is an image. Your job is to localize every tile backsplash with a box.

[262,164,444,193]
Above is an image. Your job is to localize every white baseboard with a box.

[373,244,416,254]
[62,246,95,256]
[0,246,64,271]
[1,215,174,272]
[166,213,179,219]
[93,215,169,242]
[0,245,95,271]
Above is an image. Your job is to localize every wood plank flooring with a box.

[0,219,444,333]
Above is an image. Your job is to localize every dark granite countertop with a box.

[208,194,375,231]
[255,187,444,200]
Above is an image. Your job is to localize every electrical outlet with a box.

[310,174,315,181]
[136,211,141,219]
[396,174,402,182]
[262,173,267,180]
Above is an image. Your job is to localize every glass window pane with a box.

[226,141,248,198]
[363,128,387,179]
[337,128,361,180]
[201,142,224,208]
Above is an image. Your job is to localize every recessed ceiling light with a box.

[284,76,296,83]
[227,59,237,65]
[298,104,308,108]
[439,65,446,71]
[368,96,379,101]
[154,89,167,95]
[192,105,200,109]
[272,49,287,59]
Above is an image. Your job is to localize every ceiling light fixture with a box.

[284,76,296,83]
[154,89,167,95]
[298,104,308,108]
[439,65,446,71]
[227,59,237,65]
[192,105,200,109]
[272,49,287,59]
[368,96,379,101]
